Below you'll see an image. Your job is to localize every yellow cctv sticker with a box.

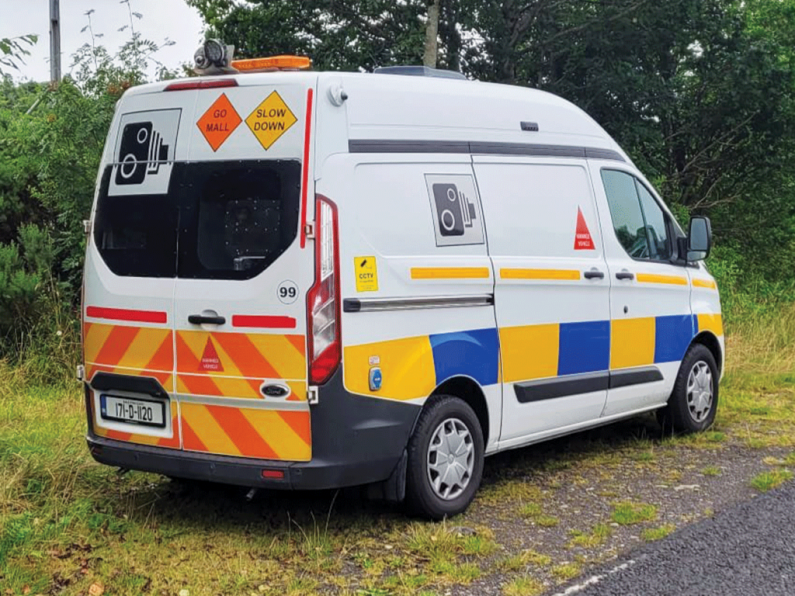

[245,91,297,150]
[355,256,379,292]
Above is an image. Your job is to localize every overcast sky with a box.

[0,0,205,82]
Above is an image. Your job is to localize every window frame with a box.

[600,167,686,267]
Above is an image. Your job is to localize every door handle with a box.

[584,269,605,280]
[615,271,635,281]
[188,314,226,326]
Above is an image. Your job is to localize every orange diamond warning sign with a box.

[245,91,297,150]
[574,207,595,250]
[197,94,241,152]
[200,338,224,372]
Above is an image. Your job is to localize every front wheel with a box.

[658,344,719,433]
[405,396,484,520]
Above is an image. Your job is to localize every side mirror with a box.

[687,216,712,262]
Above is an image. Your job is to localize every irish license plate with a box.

[100,394,166,428]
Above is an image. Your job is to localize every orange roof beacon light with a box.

[231,55,312,73]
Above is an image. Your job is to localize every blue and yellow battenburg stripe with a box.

[344,313,722,400]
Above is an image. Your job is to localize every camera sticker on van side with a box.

[425,174,485,247]
[109,109,181,197]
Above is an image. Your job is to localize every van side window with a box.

[634,181,671,260]
[601,170,671,261]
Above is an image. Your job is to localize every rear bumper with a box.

[85,368,422,490]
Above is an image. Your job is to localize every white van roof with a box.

[122,69,630,164]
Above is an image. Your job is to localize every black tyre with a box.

[405,395,484,520]
[657,344,719,434]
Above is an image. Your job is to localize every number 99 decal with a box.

[277,280,299,304]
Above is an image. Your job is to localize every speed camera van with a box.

[81,47,723,519]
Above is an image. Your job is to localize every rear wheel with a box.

[658,344,719,433]
[405,396,484,520]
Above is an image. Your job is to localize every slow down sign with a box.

[245,91,298,150]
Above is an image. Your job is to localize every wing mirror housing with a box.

[686,216,712,262]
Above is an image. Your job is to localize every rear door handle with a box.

[615,271,635,281]
[188,314,226,326]
[584,269,605,280]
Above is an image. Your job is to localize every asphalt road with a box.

[555,481,795,596]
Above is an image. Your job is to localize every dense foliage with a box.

[1,0,794,367]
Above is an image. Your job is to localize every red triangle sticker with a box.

[574,207,595,250]
[200,338,224,372]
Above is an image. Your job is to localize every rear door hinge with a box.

[305,221,315,240]
[83,219,91,235]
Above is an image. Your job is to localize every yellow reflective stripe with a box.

[247,334,306,379]
[181,403,242,456]
[692,278,717,289]
[698,313,724,337]
[240,409,311,461]
[500,324,559,383]
[83,323,114,364]
[120,328,171,370]
[344,336,436,400]
[636,273,688,286]
[611,317,656,369]
[501,268,581,281]
[410,267,491,280]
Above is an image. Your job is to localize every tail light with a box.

[307,195,341,385]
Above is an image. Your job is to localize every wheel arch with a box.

[690,331,723,374]
[430,375,490,446]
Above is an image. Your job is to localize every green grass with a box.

[503,576,545,596]
[567,523,613,549]
[701,466,722,476]
[640,524,676,542]
[749,469,794,492]
[611,502,658,525]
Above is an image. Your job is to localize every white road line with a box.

[551,560,636,596]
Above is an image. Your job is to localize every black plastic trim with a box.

[515,372,609,403]
[608,366,664,389]
[90,372,168,398]
[348,139,625,162]
[515,366,664,403]
[85,368,422,491]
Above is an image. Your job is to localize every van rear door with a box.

[172,81,315,462]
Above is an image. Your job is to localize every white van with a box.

[82,51,723,519]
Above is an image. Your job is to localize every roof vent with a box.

[373,66,467,80]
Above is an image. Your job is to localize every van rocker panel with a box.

[85,369,422,490]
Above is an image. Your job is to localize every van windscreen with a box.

[93,160,301,280]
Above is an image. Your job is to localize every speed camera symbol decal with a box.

[109,108,181,197]
[425,174,485,247]
[432,183,477,237]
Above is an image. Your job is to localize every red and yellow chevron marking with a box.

[89,396,180,449]
[175,331,307,400]
[84,323,174,387]
[180,402,311,461]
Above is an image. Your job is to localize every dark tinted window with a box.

[635,181,671,260]
[601,169,671,261]
[93,168,178,277]
[601,170,650,259]
[93,161,300,280]
[178,161,301,280]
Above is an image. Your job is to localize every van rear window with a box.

[93,161,301,280]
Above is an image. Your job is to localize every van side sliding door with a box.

[474,157,612,448]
